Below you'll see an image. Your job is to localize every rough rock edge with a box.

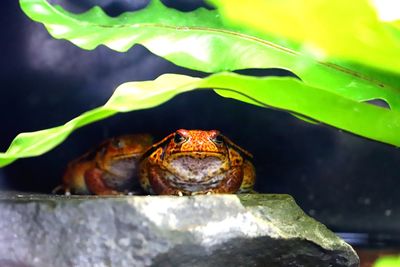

[0,192,359,267]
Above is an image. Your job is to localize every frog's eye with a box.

[173,132,186,144]
[112,139,123,149]
[211,134,224,145]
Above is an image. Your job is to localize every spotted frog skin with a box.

[139,129,256,195]
[61,134,152,195]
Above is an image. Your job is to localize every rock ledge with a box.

[0,193,359,267]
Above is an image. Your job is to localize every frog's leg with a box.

[146,165,187,195]
[208,166,243,194]
[138,159,155,194]
[238,160,256,193]
[225,146,255,194]
[62,160,92,195]
[84,168,121,195]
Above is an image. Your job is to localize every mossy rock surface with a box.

[0,192,359,267]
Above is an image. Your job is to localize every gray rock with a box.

[0,193,359,267]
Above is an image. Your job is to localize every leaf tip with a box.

[20,0,52,19]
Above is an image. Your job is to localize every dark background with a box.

[1,0,399,246]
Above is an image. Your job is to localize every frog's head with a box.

[96,134,153,170]
[164,129,226,156]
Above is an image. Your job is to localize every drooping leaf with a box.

[209,0,400,74]
[0,74,200,167]
[1,72,400,167]
[19,0,400,111]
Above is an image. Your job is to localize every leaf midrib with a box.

[64,20,400,95]
[28,1,400,96]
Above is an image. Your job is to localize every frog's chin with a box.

[166,173,226,192]
[169,154,226,174]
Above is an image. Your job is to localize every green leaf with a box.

[209,0,400,74]
[0,74,200,167]
[373,255,400,267]
[19,0,400,112]
[2,72,400,167]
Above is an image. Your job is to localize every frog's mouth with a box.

[167,151,225,158]
[112,152,142,160]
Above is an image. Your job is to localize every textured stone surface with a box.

[0,193,359,267]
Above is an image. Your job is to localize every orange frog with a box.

[139,129,256,195]
[60,134,152,195]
